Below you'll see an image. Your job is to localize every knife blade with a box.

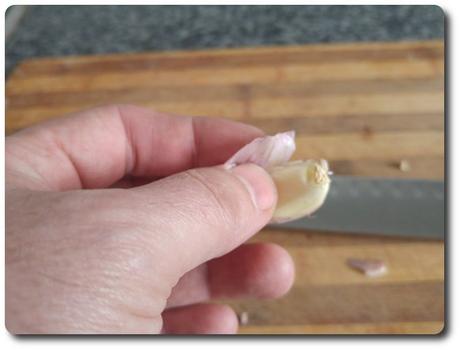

[270,176,445,239]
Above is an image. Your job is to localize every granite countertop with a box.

[6,5,444,75]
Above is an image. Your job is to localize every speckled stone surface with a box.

[6,5,444,75]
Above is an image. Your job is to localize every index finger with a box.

[6,104,263,191]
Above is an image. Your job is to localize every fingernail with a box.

[231,164,277,211]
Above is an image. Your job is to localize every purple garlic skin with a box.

[347,258,388,277]
[225,131,296,170]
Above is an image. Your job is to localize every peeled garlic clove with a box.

[225,131,296,170]
[270,159,331,223]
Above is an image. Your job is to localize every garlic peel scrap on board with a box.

[347,258,388,278]
[225,131,331,223]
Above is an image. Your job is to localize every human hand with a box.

[6,105,294,334]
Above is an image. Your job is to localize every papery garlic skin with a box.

[270,159,331,223]
[346,258,388,278]
[225,131,296,169]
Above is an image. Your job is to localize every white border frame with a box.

[2,1,454,348]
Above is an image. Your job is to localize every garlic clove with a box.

[224,131,331,223]
[270,159,331,223]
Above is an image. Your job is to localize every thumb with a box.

[131,163,277,272]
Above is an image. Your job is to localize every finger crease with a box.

[50,133,84,189]
[186,171,229,226]
[115,105,136,175]
[189,118,200,168]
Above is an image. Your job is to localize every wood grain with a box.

[250,229,444,287]
[9,40,443,77]
[239,322,444,334]
[6,60,443,96]
[224,228,444,333]
[293,131,444,161]
[5,40,445,334]
[227,282,443,325]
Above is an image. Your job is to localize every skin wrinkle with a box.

[202,263,213,301]
[148,200,202,274]
[6,137,59,191]
[185,169,243,234]
[122,106,162,178]
[9,106,132,191]
[90,260,158,308]
[144,233,194,294]
[185,172,234,240]
[116,105,137,177]
[153,113,192,176]
[33,126,83,191]
[126,186,194,274]
[14,229,163,333]
[189,116,200,168]
[165,177,219,223]
[104,238,167,292]
[92,297,151,333]
[5,153,45,190]
[92,231,172,299]
[89,275,163,328]
[8,272,75,333]
[8,193,169,314]
[54,293,123,334]
[55,107,121,189]
[9,193,95,263]
[6,190,56,264]
[167,264,211,308]
[34,270,82,289]
[50,132,84,189]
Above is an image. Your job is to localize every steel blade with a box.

[271,176,444,239]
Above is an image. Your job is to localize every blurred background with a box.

[6,5,443,75]
[5,5,445,335]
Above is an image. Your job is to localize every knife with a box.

[270,176,445,240]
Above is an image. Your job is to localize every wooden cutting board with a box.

[5,40,445,334]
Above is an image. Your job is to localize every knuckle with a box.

[183,168,253,228]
